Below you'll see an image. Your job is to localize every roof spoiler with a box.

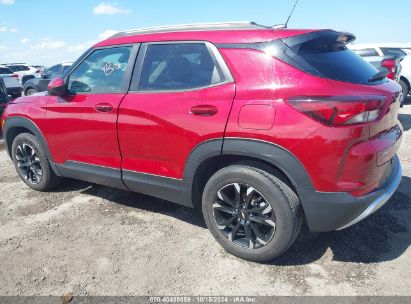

[281,30,356,47]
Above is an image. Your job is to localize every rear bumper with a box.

[300,155,402,232]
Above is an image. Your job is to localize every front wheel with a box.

[202,165,302,262]
[12,133,62,191]
[26,88,38,96]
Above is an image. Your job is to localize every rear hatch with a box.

[272,30,402,137]
[0,76,21,89]
[270,30,402,193]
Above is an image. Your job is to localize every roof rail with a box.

[110,21,269,38]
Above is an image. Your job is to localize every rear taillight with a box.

[11,74,19,79]
[287,96,386,126]
[382,59,397,80]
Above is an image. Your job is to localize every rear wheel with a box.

[12,133,62,191]
[399,79,409,107]
[202,165,302,262]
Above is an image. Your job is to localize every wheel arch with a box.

[3,116,61,175]
[184,138,314,210]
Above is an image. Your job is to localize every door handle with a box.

[95,103,113,112]
[190,105,218,116]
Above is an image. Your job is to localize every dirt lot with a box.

[0,101,410,296]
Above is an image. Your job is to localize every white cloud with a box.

[0,26,18,33]
[0,29,120,66]
[98,29,118,40]
[93,2,131,15]
[32,39,67,50]
[67,30,117,54]
[0,0,15,4]
[68,42,90,52]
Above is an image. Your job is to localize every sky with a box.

[1,0,411,66]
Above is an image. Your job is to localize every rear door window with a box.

[138,43,226,91]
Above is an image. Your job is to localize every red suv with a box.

[1,22,403,262]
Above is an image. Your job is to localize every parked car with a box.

[351,44,409,105]
[1,22,403,262]
[0,77,9,118]
[1,63,41,84]
[400,49,411,100]
[0,65,23,98]
[24,62,73,95]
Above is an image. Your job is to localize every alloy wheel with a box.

[212,183,276,249]
[15,143,43,184]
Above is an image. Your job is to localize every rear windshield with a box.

[380,48,407,58]
[7,65,30,72]
[353,48,379,57]
[276,31,383,85]
[0,67,13,74]
[294,37,380,84]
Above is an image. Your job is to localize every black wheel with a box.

[202,165,302,262]
[399,79,409,107]
[12,133,62,191]
[26,88,38,96]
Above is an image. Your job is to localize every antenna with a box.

[284,0,300,28]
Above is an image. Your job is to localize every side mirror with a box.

[41,73,48,79]
[48,77,67,96]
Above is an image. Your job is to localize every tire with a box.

[11,133,62,191]
[202,165,302,262]
[26,88,38,96]
[399,79,409,107]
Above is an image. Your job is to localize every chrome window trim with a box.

[129,40,234,93]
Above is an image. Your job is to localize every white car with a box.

[1,63,41,84]
[350,44,411,105]
[0,65,23,98]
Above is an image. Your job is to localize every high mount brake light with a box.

[382,59,397,80]
[287,96,386,126]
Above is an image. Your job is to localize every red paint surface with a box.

[2,27,403,196]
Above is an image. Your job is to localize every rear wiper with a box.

[369,71,388,82]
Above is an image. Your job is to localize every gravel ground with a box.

[0,101,410,296]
